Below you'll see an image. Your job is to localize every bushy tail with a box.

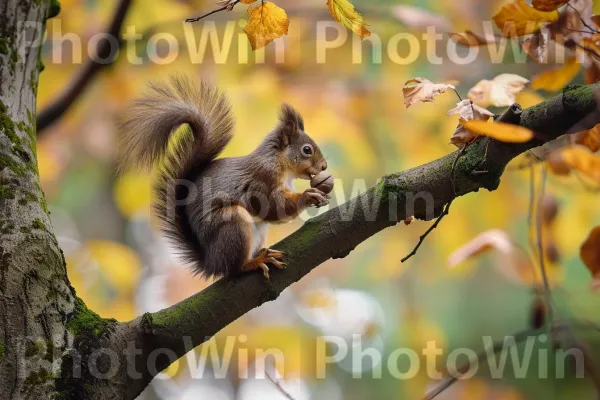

[118,76,234,271]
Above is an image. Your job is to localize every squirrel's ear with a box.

[278,104,304,147]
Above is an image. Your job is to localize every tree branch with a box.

[88,83,598,398]
[36,0,133,133]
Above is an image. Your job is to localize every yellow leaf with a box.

[493,0,559,37]
[402,77,455,108]
[532,0,568,11]
[243,2,289,50]
[467,74,529,107]
[531,57,581,91]
[461,120,534,143]
[326,0,370,39]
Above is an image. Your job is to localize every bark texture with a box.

[1,1,600,398]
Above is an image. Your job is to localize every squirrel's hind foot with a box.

[242,248,286,279]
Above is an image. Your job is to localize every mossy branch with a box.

[107,83,600,398]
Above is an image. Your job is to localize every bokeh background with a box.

[37,0,600,398]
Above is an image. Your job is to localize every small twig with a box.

[401,144,468,263]
[567,3,600,34]
[536,166,554,330]
[423,320,600,400]
[36,0,133,133]
[423,328,535,400]
[452,88,462,101]
[186,0,241,22]
[401,201,452,263]
[265,370,296,400]
[527,164,538,260]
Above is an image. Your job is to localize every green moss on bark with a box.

[0,341,5,360]
[67,297,114,338]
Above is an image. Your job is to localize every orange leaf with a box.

[531,57,581,91]
[561,145,600,182]
[581,226,600,282]
[461,120,534,143]
[493,0,559,37]
[574,123,600,152]
[532,0,568,11]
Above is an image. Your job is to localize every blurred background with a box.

[37,0,600,398]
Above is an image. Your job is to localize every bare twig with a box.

[186,0,241,23]
[36,0,133,133]
[536,166,554,328]
[401,144,468,263]
[423,321,600,400]
[567,3,600,34]
[265,370,296,400]
[401,201,452,263]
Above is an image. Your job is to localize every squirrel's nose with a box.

[321,160,328,171]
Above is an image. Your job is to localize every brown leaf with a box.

[448,229,536,285]
[581,226,600,282]
[532,0,568,11]
[467,74,529,107]
[447,100,495,147]
[402,78,455,108]
[450,31,498,47]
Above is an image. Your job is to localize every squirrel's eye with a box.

[301,144,313,157]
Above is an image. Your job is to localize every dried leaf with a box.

[391,5,452,33]
[581,226,600,284]
[327,0,370,39]
[531,57,581,91]
[402,77,455,108]
[574,123,600,152]
[448,229,536,285]
[467,74,529,107]
[493,0,559,37]
[447,99,495,147]
[461,120,535,143]
[532,0,568,11]
[521,26,550,62]
[243,2,289,50]
[450,30,498,47]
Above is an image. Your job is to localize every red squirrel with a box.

[118,76,330,279]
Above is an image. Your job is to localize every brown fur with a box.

[118,76,328,279]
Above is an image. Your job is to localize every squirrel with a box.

[118,76,330,279]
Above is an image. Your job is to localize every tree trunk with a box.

[0,1,78,398]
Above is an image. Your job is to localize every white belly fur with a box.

[250,221,268,256]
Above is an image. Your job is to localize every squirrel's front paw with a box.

[301,188,330,207]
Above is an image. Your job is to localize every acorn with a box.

[310,172,334,194]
